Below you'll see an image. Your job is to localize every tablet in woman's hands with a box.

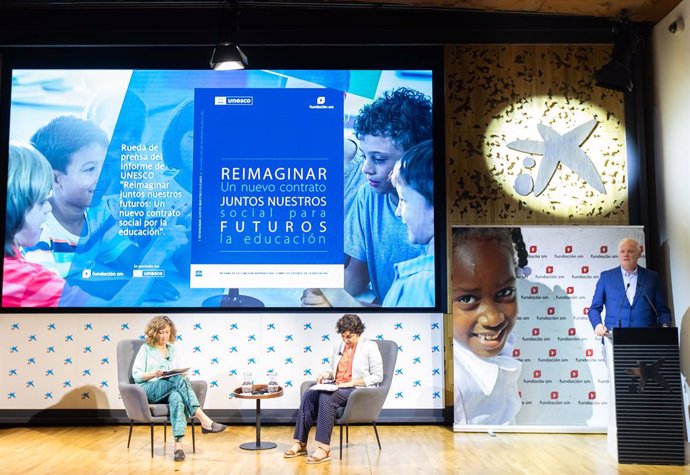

[309,383,338,392]
[160,367,190,377]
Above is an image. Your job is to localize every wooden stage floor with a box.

[1,424,689,474]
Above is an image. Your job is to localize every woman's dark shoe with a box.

[201,422,227,434]
[174,449,185,462]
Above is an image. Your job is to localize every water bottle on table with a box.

[242,372,253,394]
[268,371,279,393]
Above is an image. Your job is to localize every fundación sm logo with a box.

[507,119,606,197]
[309,96,334,110]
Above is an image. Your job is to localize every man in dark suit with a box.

[589,238,672,337]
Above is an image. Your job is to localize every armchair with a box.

[300,339,398,459]
[116,339,208,457]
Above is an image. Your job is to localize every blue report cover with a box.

[190,88,344,288]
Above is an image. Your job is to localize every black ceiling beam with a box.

[0,4,625,47]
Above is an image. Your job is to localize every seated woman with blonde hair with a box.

[132,315,227,461]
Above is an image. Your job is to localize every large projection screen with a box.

[1,60,445,312]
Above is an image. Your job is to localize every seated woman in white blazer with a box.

[284,313,383,464]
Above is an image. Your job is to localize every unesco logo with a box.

[214,96,253,105]
[570,370,579,378]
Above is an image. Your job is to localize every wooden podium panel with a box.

[612,327,686,465]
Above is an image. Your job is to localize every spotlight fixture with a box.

[594,20,638,93]
[210,42,248,70]
[668,16,684,34]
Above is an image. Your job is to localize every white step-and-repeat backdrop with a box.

[453,225,645,431]
[1,313,444,413]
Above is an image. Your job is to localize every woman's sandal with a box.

[283,442,307,458]
[306,447,331,464]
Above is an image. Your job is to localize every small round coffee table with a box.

[233,384,283,450]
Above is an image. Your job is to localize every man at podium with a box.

[587,238,680,463]
[589,237,672,337]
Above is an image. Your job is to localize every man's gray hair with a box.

[617,237,641,252]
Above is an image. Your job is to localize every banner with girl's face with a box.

[452,225,645,430]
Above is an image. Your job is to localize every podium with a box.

[612,327,686,465]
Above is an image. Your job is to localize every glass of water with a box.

[241,372,253,394]
[267,371,279,393]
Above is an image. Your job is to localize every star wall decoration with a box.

[507,119,606,197]
[625,359,670,393]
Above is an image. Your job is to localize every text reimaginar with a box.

[220,166,327,181]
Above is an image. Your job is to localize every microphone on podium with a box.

[643,293,660,325]
[617,282,630,329]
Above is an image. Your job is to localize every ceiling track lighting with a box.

[594,19,639,93]
[210,0,247,70]
[210,42,248,70]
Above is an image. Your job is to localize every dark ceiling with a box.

[0,0,680,48]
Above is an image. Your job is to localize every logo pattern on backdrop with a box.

[2,313,443,411]
[454,225,645,430]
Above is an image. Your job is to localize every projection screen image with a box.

[3,69,436,310]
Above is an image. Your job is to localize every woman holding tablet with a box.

[284,314,383,464]
[132,315,227,461]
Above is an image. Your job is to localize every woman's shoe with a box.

[201,422,227,434]
[306,447,331,464]
[283,442,307,458]
[174,449,185,462]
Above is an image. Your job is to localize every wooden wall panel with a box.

[445,44,629,226]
